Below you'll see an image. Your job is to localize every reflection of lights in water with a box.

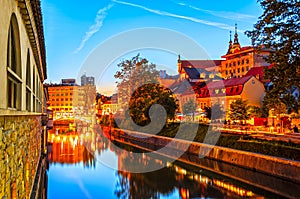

[166,162,172,167]
[167,163,255,198]
[179,168,187,175]
[213,179,255,197]
[154,159,163,165]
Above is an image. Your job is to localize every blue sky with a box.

[42,0,263,95]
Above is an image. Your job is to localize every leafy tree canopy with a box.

[204,102,225,121]
[114,54,178,127]
[228,99,250,121]
[129,83,178,126]
[246,0,300,113]
[182,99,198,116]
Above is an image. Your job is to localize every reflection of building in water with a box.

[113,142,260,199]
[48,131,95,167]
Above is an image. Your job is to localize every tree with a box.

[248,105,263,118]
[262,93,287,117]
[114,54,159,106]
[246,0,300,113]
[114,54,178,127]
[182,99,198,121]
[228,99,250,123]
[211,102,225,121]
[204,102,225,121]
[129,83,178,126]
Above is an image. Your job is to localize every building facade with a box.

[196,76,265,118]
[0,0,47,198]
[46,79,96,121]
[46,80,77,120]
[81,73,95,86]
[218,25,271,79]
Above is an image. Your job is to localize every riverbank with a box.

[101,120,300,161]
[105,127,300,185]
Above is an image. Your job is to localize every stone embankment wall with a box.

[0,115,42,199]
[112,129,300,183]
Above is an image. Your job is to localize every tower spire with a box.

[234,23,239,44]
[227,31,233,54]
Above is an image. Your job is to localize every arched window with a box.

[7,14,22,110]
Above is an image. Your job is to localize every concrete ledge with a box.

[114,129,300,183]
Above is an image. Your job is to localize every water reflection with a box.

[48,126,96,168]
[47,124,286,199]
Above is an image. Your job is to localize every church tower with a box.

[227,24,241,54]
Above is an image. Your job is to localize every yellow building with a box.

[46,79,96,120]
[196,76,265,118]
[46,80,77,120]
[219,25,272,79]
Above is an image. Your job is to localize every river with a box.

[46,124,297,199]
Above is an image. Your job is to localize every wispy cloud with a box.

[178,2,255,22]
[66,173,93,199]
[74,4,113,53]
[112,0,235,31]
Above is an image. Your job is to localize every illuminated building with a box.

[46,79,78,120]
[196,76,265,114]
[177,55,222,81]
[46,78,96,120]
[219,24,272,79]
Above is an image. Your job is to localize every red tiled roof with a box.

[207,76,252,89]
[197,76,253,98]
[245,64,274,81]
[245,66,265,81]
[180,60,222,69]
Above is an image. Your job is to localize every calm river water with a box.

[46,124,297,199]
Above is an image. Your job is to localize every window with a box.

[7,14,21,110]
[26,50,31,111]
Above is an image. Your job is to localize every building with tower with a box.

[81,73,95,86]
[218,24,272,79]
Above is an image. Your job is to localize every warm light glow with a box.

[213,179,255,197]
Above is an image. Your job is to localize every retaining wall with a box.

[112,129,300,183]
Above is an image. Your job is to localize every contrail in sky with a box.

[112,0,237,31]
[177,2,256,22]
[74,4,114,53]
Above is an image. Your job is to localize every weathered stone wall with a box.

[0,115,41,199]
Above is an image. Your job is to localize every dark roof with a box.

[170,80,195,95]
[183,67,210,79]
[180,60,222,69]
